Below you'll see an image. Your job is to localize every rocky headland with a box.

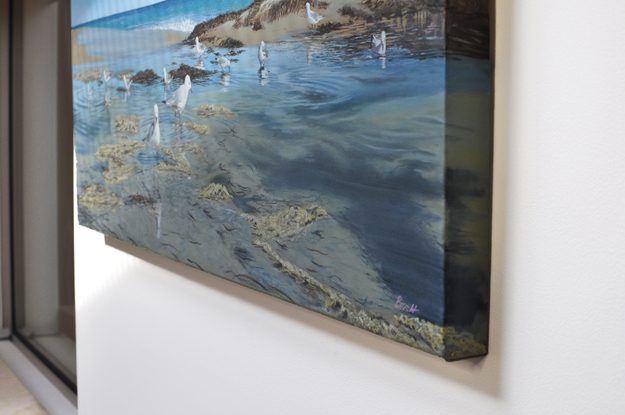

[185,0,489,57]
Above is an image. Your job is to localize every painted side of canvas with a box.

[71,0,491,360]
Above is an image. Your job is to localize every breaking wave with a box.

[143,17,199,33]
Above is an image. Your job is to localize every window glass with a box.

[12,0,76,389]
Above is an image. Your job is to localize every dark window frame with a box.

[1,0,77,396]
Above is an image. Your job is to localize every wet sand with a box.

[72,28,103,65]
[72,28,187,66]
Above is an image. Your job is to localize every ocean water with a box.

[73,0,253,32]
[72,1,491,328]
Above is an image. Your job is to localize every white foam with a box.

[144,17,199,33]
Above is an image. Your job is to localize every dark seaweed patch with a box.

[169,63,217,81]
[131,69,162,85]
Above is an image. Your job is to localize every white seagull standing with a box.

[258,41,268,68]
[305,3,324,28]
[195,37,207,57]
[163,75,192,126]
[123,75,133,91]
[371,31,387,56]
[163,68,173,86]
[217,56,231,73]
[102,70,111,84]
[143,104,161,151]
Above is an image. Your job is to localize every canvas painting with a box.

[71,0,492,360]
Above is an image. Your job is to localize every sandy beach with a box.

[184,0,488,57]
[72,28,103,65]
[72,27,187,66]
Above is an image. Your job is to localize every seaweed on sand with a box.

[94,141,145,183]
[200,183,233,201]
[114,69,135,80]
[184,122,211,135]
[78,184,123,211]
[187,8,251,42]
[95,141,146,162]
[338,5,375,22]
[226,49,245,56]
[314,22,345,35]
[127,194,155,206]
[176,142,206,156]
[131,69,162,85]
[73,68,113,83]
[252,240,486,359]
[112,114,140,137]
[154,148,191,176]
[242,204,329,241]
[220,37,244,49]
[193,104,237,119]
[362,0,443,16]
[102,162,136,184]
[169,63,217,81]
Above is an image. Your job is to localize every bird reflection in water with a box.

[259,67,269,86]
[220,73,231,86]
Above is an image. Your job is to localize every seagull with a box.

[305,3,324,28]
[258,41,268,68]
[163,74,192,126]
[143,104,161,151]
[217,56,231,73]
[163,68,173,86]
[102,70,111,84]
[371,31,386,56]
[123,75,133,91]
[195,37,207,57]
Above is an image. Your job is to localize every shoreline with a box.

[71,27,188,67]
[185,0,489,57]
[71,27,104,65]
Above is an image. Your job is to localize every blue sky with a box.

[71,0,163,27]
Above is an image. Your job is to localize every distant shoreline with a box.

[71,27,187,67]
[72,28,103,65]
[184,0,489,57]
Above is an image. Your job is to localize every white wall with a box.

[75,1,625,414]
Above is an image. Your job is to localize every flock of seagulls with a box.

[95,2,387,154]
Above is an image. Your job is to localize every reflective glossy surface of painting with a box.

[71,0,492,360]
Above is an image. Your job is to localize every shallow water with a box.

[73,11,490,327]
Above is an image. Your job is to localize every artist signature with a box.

[395,296,419,314]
